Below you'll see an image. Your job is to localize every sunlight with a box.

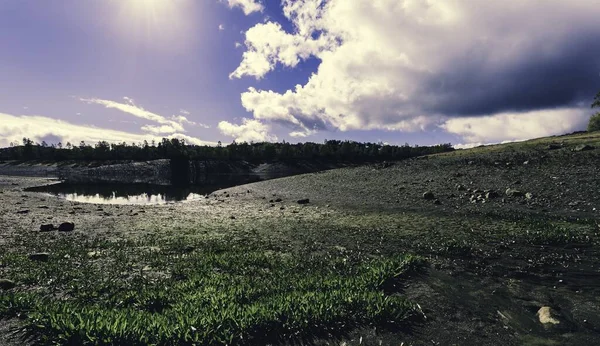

[112,0,192,46]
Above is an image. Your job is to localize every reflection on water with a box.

[26,181,257,205]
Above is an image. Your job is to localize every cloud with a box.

[219,24,225,31]
[232,0,600,141]
[0,112,215,147]
[218,118,276,142]
[225,0,264,15]
[441,107,590,144]
[80,97,185,133]
[179,109,190,115]
[235,42,242,48]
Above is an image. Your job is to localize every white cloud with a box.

[0,112,215,147]
[442,107,590,144]
[217,118,276,142]
[226,0,264,15]
[219,24,225,31]
[81,97,186,133]
[179,109,190,115]
[232,0,600,141]
[235,42,242,48]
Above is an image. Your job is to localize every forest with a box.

[0,138,454,163]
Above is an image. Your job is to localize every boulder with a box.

[423,191,435,200]
[0,279,16,290]
[573,144,594,152]
[537,306,560,325]
[58,222,75,232]
[40,224,55,232]
[29,252,50,262]
[297,198,310,205]
[505,188,524,197]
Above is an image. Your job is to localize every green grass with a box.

[0,233,424,345]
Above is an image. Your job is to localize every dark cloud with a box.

[423,31,600,116]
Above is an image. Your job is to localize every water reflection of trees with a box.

[27,176,260,203]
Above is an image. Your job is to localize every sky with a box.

[1,0,599,148]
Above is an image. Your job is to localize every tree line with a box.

[0,138,454,163]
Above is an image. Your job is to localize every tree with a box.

[592,91,600,109]
[588,91,600,132]
[588,113,600,132]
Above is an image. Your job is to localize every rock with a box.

[230,216,236,219]
[16,209,30,214]
[58,222,75,232]
[38,205,49,209]
[523,160,530,165]
[433,199,442,205]
[536,306,574,332]
[275,198,282,202]
[423,191,435,200]
[547,144,561,150]
[40,224,55,232]
[525,192,534,200]
[29,252,50,262]
[573,144,594,152]
[297,198,310,205]
[0,279,16,290]
[485,191,499,199]
[505,188,524,197]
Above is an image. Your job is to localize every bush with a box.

[588,113,600,132]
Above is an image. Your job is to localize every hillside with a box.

[1,131,599,345]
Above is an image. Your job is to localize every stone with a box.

[423,191,435,200]
[505,188,524,197]
[0,279,16,290]
[547,144,561,150]
[573,144,594,152]
[297,198,310,205]
[485,191,500,199]
[40,224,55,232]
[29,252,50,262]
[16,209,30,214]
[275,198,282,202]
[58,222,75,232]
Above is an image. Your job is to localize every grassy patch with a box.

[0,234,424,345]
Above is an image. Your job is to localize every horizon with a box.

[1,0,599,149]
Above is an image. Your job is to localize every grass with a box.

[0,233,425,345]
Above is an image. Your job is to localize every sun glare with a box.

[113,0,191,46]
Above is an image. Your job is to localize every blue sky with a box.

[1,0,599,148]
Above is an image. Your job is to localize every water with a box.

[26,182,246,205]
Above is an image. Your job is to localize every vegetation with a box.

[588,91,600,132]
[0,234,424,345]
[0,138,453,163]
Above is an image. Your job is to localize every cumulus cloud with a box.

[232,0,600,142]
[219,24,225,31]
[218,118,276,142]
[442,107,590,144]
[225,0,264,15]
[0,112,214,147]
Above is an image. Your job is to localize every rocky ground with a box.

[1,131,600,345]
